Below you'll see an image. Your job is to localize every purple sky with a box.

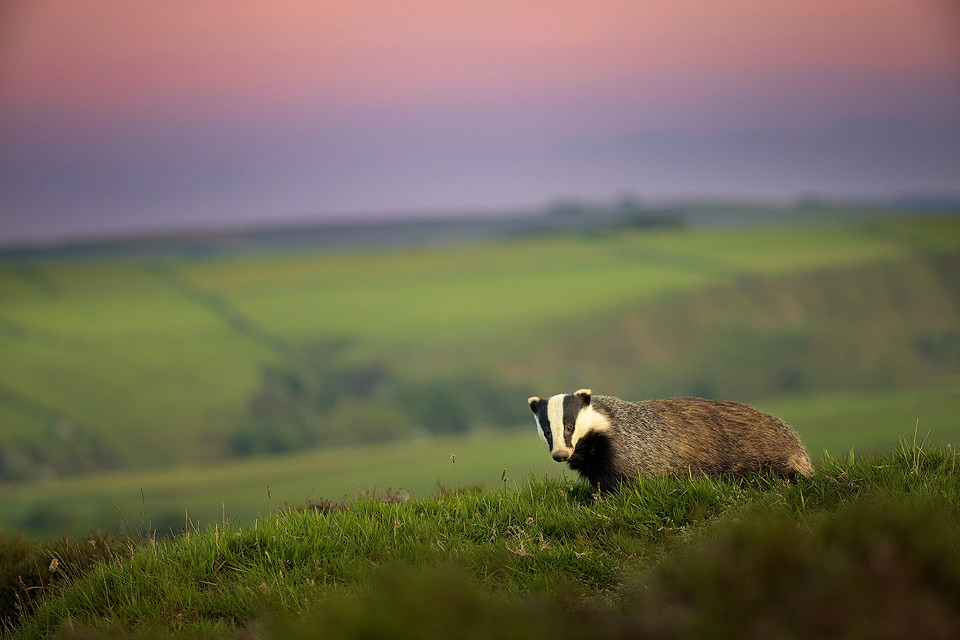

[1,0,959,245]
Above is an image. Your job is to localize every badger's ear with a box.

[527,396,541,414]
[574,389,592,406]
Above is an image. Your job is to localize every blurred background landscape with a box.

[1,0,959,540]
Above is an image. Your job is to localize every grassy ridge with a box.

[5,441,959,638]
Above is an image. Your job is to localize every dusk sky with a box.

[1,0,959,245]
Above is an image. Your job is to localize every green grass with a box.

[0,431,557,540]
[181,223,920,345]
[5,440,960,638]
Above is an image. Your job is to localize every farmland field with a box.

[0,222,942,440]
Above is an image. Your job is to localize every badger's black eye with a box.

[565,423,574,434]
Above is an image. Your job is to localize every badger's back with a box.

[581,395,812,487]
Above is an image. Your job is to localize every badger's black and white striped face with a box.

[527,389,608,462]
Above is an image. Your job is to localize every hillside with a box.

[1,215,960,538]
[4,441,959,639]
[2,218,957,472]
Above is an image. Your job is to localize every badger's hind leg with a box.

[762,453,814,480]
[785,452,815,479]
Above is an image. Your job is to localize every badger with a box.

[527,389,813,491]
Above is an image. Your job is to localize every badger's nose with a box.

[552,450,570,462]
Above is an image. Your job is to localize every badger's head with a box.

[527,389,609,462]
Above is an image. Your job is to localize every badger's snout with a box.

[552,450,570,462]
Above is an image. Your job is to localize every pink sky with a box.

[1,0,959,243]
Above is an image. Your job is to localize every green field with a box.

[0,221,945,445]
[0,431,554,539]
[2,215,959,539]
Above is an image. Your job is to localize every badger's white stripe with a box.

[546,394,567,455]
[573,404,612,445]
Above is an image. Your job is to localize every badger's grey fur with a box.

[527,389,813,491]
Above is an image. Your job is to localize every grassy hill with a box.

[3,440,959,639]
[3,210,960,636]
